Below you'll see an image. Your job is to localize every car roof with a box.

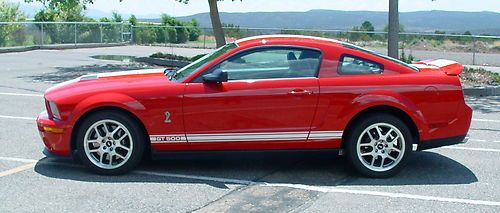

[235,35,343,47]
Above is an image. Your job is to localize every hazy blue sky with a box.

[12,0,500,17]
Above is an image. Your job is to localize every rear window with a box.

[342,43,419,72]
[339,55,383,74]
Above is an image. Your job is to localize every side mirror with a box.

[202,71,228,83]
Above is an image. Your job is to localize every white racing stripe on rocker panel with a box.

[308,131,344,140]
[188,131,309,142]
[149,131,343,143]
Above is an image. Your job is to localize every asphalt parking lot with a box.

[0,46,499,212]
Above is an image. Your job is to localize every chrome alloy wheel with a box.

[356,123,405,172]
[83,119,133,170]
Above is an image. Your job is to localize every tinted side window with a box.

[209,48,321,81]
[338,55,383,74]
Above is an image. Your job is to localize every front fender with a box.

[68,92,146,125]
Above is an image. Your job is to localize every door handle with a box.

[288,89,313,95]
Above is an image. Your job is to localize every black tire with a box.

[345,113,412,178]
[76,110,145,175]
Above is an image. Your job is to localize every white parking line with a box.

[443,146,500,153]
[472,118,500,123]
[469,139,500,143]
[0,156,38,163]
[1,156,499,206]
[264,183,500,206]
[0,92,43,97]
[0,163,36,178]
[134,170,254,185]
[0,115,36,121]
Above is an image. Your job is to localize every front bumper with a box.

[417,134,468,151]
[36,111,72,157]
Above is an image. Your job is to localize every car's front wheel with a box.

[76,111,145,175]
[345,114,412,178]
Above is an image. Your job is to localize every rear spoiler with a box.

[412,59,464,75]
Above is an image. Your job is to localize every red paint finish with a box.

[183,78,319,134]
[36,35,472,157]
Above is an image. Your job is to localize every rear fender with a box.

[339,90,428,136]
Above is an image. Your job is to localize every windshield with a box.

[342,42,419,71]
[172,42,238,82]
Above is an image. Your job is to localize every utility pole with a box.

[388,0,399,59]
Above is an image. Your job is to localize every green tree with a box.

[160,14,188,43]
[0,0,27,46]
[99,17,110,22]
[29,0,87,43]
[350,21,375,41]
[26,0,93,10]
[185,19,201,41]
[361,21,375,32]
[27,0,87,21]
[128,14,137,26]
[112,11,123,22]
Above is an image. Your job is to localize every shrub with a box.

[175,27,189,43]
[150,52,190,61]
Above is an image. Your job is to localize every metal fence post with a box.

[203,30,206,49]
[130,25,134,44]
[167,27,170,47]
[100,24,103,43]
[472,36,477,65]
[74,23,77,46]
[121,23,124,43]
[41,23,44,46]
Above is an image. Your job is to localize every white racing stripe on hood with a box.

[80,68,165,81]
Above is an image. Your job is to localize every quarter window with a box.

[198,47,321,81]
[338,55,383,74]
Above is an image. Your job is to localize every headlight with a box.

[48,101,61,120]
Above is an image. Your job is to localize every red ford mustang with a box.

[37,35,472,177]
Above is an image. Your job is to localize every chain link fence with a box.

[138,26,500,66]
[0,22,132,47]
[0,22,499,66]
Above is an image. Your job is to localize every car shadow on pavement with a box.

[34,151,477,188]
[20,63,157,84]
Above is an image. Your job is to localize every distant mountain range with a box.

[174,10,500,35]
[14,3,500,35]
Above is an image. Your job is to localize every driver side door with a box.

[182,46,322,148]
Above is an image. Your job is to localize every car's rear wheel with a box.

[76,111,145,175]
[345,114,412,178]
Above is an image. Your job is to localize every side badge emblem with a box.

[164,111,172,123]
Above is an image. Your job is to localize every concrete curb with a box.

[140,43,215,50]
[136,57,190,67]
[0,43,128,54]
[463,86,500,97]
[0,46,39,53]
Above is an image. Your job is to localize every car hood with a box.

[78,68,166,81]
[45,68,172,99]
